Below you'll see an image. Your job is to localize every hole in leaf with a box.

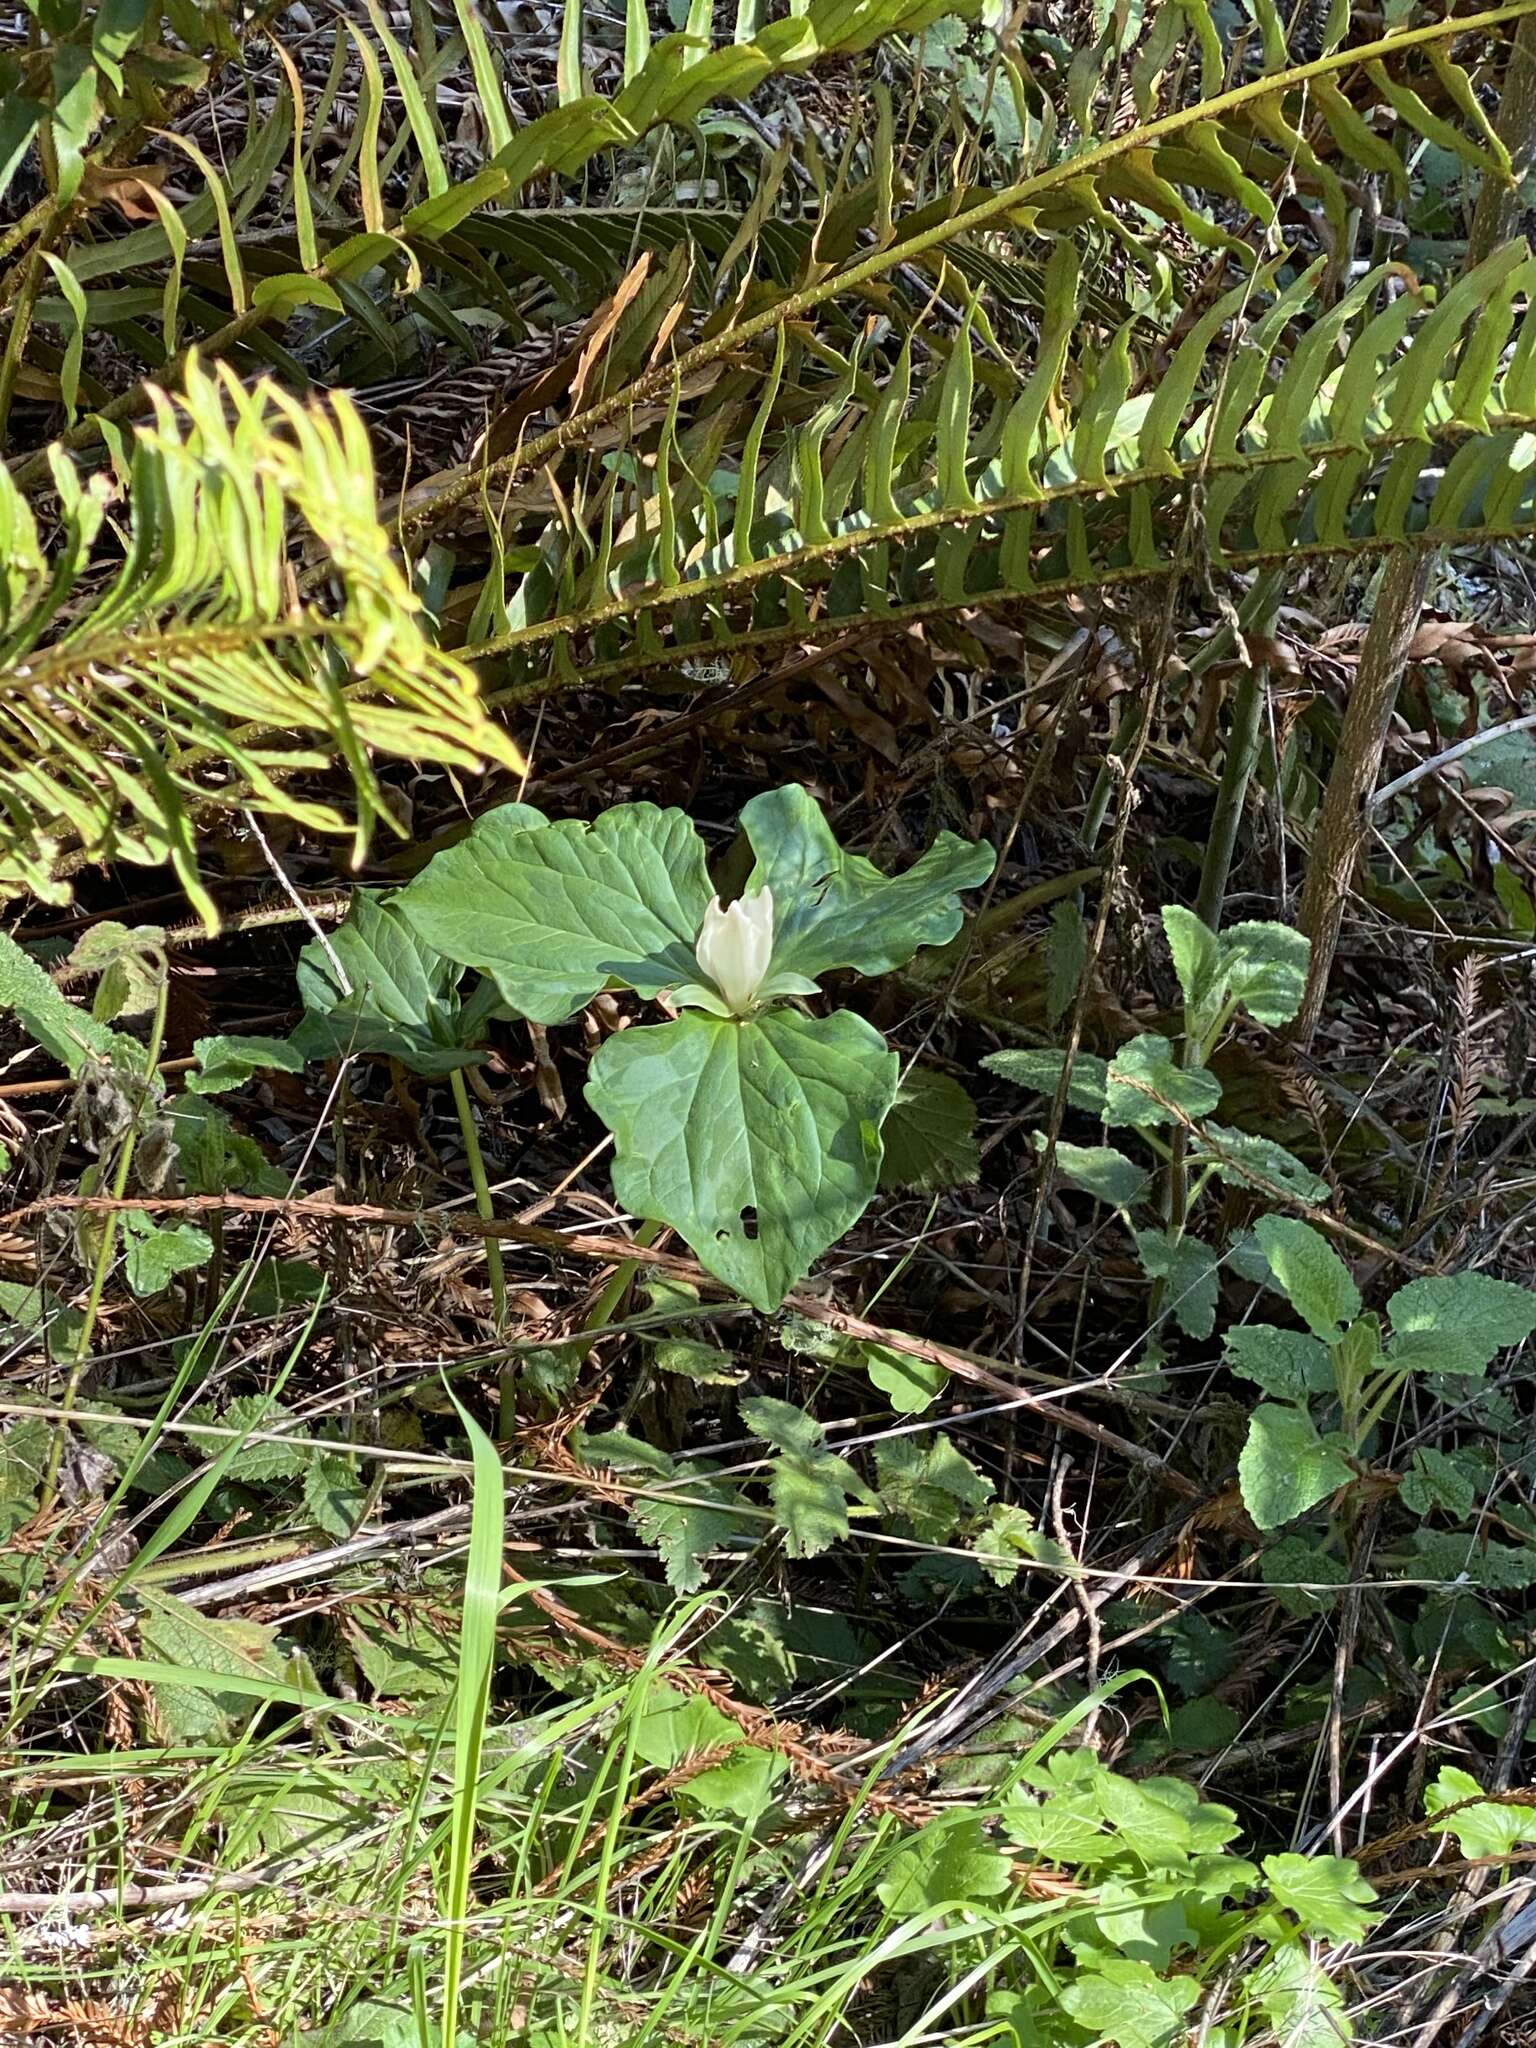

[740,1207,759,1241]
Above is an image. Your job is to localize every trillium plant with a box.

[395,785,995,1309]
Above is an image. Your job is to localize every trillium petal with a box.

[694,888,775,1014]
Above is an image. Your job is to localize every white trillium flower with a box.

[694,888,775,1015]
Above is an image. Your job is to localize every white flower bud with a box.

[694,888,775,1015]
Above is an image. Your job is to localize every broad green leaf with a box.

[742,1396,825,1456]
[1262,1534,1350,1616]
[1167,1697,1241,1754]
[1239,1404,1352,1531]
[1425,1765,1536,1859]
[1411,1527,1536,1590]
[587,1008,899,1311]
[1105,1035,1221,1127]
[862,1343,947,1414]
[1254,1216,1360,1339]
[399,800,708,1025]
[305,1456,368,1540]
[1216,921,1310,1027]
[585,1430,742,1592]
[1054,1141,1150,1208]
[1191,1123,1329,1202]
[292,892,502,1073]
[351,1611,458,1701]
[984,1045,1109,1113]
[1094,1771,1244,1861]
[1045,897,1087,1027]
[137,1587,291,1740]
[741,784,995,982]
[1386,1273,1536,1374]
[878,1065,979,1190]
[1262,1853,1378,1942]
[1250,1944,1355,2048]
[1165,911,1309,1049]
[1135,1230,1219,1338]
[651,1336,742,1384]
[740,1394,870,1556]
[874,1434,992,1542]
[66,919,165,1021]
[0,1282,85,1351]
[1399,1447,1479,1521]
[166,1094,286,1197]
[121,1215,213,1295]
[1161,904,1220,1018]
[876,1815,1012,1915]
[209,1394,309,1483]
[0,927,133,1074]
[630,1684,784,1814]
[768,1450,854,1558]
[1224,1324,1334,1399]
[973,1501,1068,1585]
[188,1034,306,1095]
[1058,1960,1200,2048]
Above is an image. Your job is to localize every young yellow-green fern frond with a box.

[0,357,521,929]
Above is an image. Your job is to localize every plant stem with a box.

[1467,8,1536,270]
[584,1217,664,1336]
[1292,545,1432,1050]
[1195,660,1268,933]
[448,1065,506,1330]
[40,977,171,1510]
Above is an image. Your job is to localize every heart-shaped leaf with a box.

[292,892,504,1075]
[741,784,995,981]
[586,1007,899,1311]
[397,800,710,1024]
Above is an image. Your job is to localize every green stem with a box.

[1081,701,1139,852]
[1195,661,1269,933]
[41,976,171,1509]
[448,1065,506,1330]
[585,1218,664,1335]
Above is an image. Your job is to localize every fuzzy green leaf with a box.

[1105,1035,1222,1127]
[1135,1230,1219,1339]
[1255,1217,1360,1340]
[587,1008,899,1311]
[1161,904,1220,1017]
[874,1434,992,1542]
[121,1215,213,1296]
[1386,1273,1536,1374]
[188,1034,307,1095]
[1215,922,1311,1027]
[137,1587,291,1741]
[1055,1142,1150,1208]
[1191,1123,1329,1202]
[1239,1404,1352,1531]
[1224,1324,1336,1399]
[984,1046,1110,1113]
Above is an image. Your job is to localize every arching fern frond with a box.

[0,357,521,928]
[469,241,1536,694]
